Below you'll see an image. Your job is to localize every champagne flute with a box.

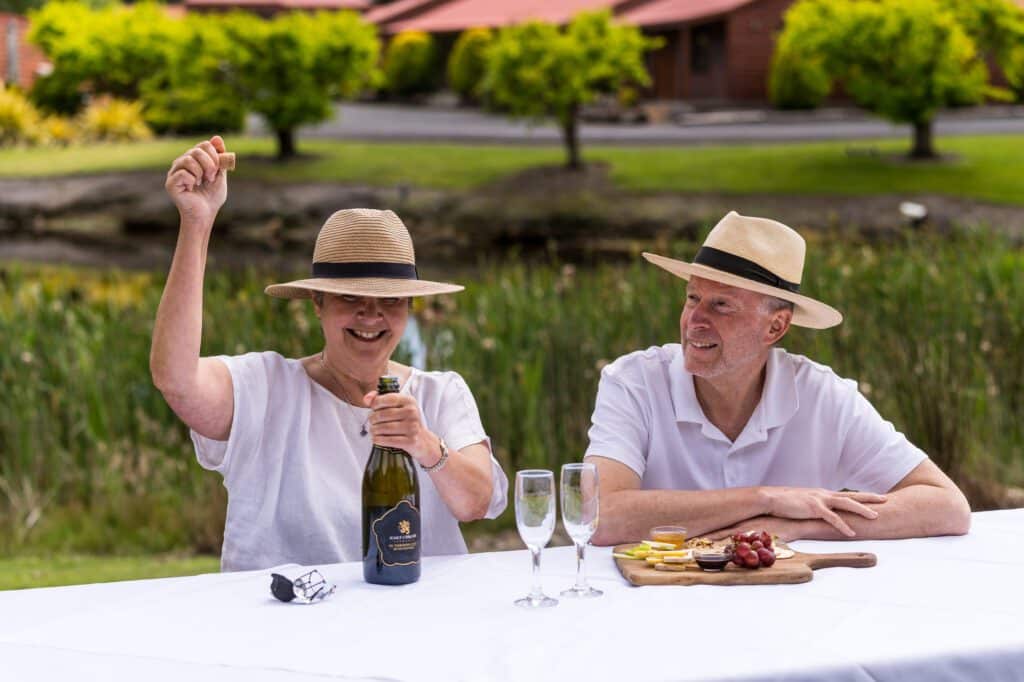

[514,469,558,608]
[559,462,603,598]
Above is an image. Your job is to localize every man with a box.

[586,211,971,545]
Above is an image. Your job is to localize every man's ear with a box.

[766,310,793,345]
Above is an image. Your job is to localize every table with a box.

[2,509,1023,682]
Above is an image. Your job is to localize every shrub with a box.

[0,86,43,146]
[769,49,830,109]
[40,115,78,146]
[384,30,437,97]
[79,97,152,142]
[28,1,181,114]
[447,27,492,101]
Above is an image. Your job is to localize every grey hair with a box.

[760,294,795,314]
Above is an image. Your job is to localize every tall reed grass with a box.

[1,230,1021,553]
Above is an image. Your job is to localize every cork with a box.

[218,152,236,171]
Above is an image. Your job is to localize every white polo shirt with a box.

[585,344,926,493]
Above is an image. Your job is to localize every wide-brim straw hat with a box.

[642,211,842,329]
[265,208,463,299]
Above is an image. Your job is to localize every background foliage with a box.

[384,30,438,98]
[447,27,493,102]
[771,0,1024,156]
[2,230,1022,554]
[482,10,658,168]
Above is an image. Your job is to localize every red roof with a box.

[387,0,629,33]
[364,0,444,24]
[618,0,753,27]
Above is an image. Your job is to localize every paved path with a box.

[249,102,1024,145]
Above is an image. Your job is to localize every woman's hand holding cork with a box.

[165,135,234,225]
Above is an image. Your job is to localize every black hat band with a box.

[312,262,418,280]
[693,246,800,293]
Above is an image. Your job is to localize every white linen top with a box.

[191,351,508,572]
[585,344,927,493]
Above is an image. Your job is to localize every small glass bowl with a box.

[649,525,688,549]
[693,549,733,571]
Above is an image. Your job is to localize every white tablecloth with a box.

[2,509,1023,682]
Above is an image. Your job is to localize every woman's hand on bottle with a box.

[165,135,229,229]
[364,391,441,467]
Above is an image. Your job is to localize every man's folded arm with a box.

[708,459,971,541]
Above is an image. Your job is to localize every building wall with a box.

[725,0,794,101]
[0,13,46,90]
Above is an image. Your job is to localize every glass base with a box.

[560,585,604,599]
[514,594,558,608]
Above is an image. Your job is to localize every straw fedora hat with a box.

[265,209,463,299]
[642,211,842,329]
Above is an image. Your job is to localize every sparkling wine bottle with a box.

[361,376,421,585]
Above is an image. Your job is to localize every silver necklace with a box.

[320,351,369,437]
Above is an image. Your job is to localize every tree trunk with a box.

[909,120,936,160]
[275,128,296,160]
[561,106,582,171]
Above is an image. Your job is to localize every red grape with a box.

[750,540,764,551]
[743,552,761,569]
[759,531,773,547]
[757,548,776,567]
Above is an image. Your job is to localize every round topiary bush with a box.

[384,30,438,98]
[447,27,493,102]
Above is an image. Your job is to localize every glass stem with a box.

[529,546,543,600]
[574,541,588,590]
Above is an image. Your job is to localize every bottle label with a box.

[370,499,420,567]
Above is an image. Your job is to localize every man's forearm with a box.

[591,487,771,546]
[714,484,971,541]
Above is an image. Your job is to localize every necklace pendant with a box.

[360,424,368,437]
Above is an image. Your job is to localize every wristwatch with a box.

[420,438,449,473]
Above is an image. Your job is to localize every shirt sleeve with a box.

[435,372,508,519]
[189,352,272,479]
[835,386,928,493]
[584,368,650,480]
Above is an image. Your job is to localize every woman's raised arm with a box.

[150,136,235,441]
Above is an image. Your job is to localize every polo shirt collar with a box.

[670,347,705,425]
[670,346,800,442]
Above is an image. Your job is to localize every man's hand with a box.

[364,391,442,468]
[165,136,230,227]
[762,487,886,537]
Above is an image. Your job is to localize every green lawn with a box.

[0,555,220,591]
[0,134,1022,204]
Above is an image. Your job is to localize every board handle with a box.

[803,552,877,570]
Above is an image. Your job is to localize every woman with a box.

[150,136,507,571]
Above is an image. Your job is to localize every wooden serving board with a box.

[613,544,876,586]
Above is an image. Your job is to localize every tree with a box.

[940,0,1024,97]
[218,10,380,159]
[482,11,658,170]
[774,0,1019,159]
[139,15,248,135]
[769,0,836,109]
